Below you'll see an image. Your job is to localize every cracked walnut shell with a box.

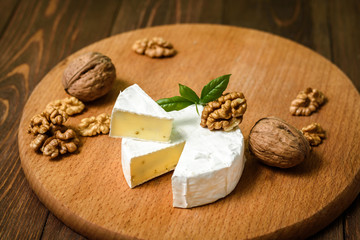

[132,37,176,58]
[46,97,85,116]
[249,117,311,168]
[290,88,326,116]
[200,92,247,131]
[78,113,110,136]
[301,123,326,146]
[62,52,116,102]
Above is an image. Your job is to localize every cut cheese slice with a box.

[110,84,173,142]
[122,130,185,188]
[121,105,245,208]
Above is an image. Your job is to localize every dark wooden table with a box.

[0,0,359,239]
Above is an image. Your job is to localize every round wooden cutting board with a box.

[18,24,360,240]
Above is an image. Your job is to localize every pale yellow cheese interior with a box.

[110,111,173,142]
[130,142,186,187]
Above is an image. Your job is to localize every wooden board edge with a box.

[18,149,132,240]
[17,24,360,239]
[267,174,360,239]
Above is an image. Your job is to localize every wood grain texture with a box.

[329,0,360,91]
[326,1,360,236]
[111,0,224,35]
[41,213,83,240]
[0,0,20,38]
[17,24,360,240]
[1,0,359,239]
[0,0,121,239]
[344,197,360,240]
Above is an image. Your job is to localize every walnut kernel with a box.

[301,123,326,146]
[41,128,80,159]
[46,97,85,116]
[200,92,247,131]
[132,37,176,58]
[43,106,68,125]
[62,52,116,102]
[290,88,326,116]
[28,107,68,135]
[78,113,110,136]
[28,114,51,135]
[249,117,311,168]
[28,103,80,159]
[30,134,49,151]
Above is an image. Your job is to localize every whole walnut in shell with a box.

[62,52,116,102]
[249,117,310,168]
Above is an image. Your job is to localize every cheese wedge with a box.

[171,123,245,208]
[121,105,245,208]
[110,84,173,142]
[122,130,185,188]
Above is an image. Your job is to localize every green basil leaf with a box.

[179,84,200,103]
[200,74,231,104]
[157,96,194,112]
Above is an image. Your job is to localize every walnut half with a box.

[78,113,110,136]
[200,92,247,131]
[132,37,176,58]
[28,106,68,135]
[41,128,80,159]
[290,88,326,116]
[46,96,85,116]
[301,123,326,146]
[28,102,80,159]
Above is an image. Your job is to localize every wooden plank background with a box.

[0,0,359,239]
